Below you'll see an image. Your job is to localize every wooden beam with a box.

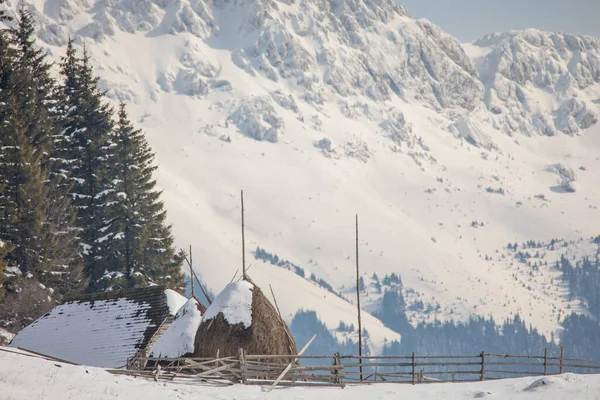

[355,214,363,382]
[267,334,316,392]
[182,249,212,305]
[269,284,283,320]
[241,190,247,280]
[189,245,194,298]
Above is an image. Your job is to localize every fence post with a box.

[412,352,416,385]
[238,348,247,384]
[338,354,344,387]
[480,352,485,381]
[559,345,564,374]
[332,353,339,384]
[543,348,548,376]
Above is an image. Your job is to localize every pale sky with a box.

[399,0,600,42]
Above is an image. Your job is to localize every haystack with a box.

[149,297,206,358]
[193,280,297,363]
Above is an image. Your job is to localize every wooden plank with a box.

[136,357,232,363]
[485,361,547,367]
[267,334,316,392]
[484,354,546,360]
[339,355,480,360]
[168,358,237,371]
[484,370,546,376]
[549,363,600,369]
[245,355,332,360]
[192,362,240,377]
[341,361,482,368]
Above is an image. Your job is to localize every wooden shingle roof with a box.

[10,286,187,368]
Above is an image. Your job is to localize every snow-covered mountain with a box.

[4,0,600,353]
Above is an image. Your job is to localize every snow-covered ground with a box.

[2,0,600,353]
[1,347,600,400]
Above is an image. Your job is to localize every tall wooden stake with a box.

[269,284,283,320]
[559,344,564,374]
[355,214,363,382]
[189,245,194,298]
[181,246,212,305]
[241,190,247,280]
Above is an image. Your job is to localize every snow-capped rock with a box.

[545,164,577,193]
[228,97,284,142]
[469,29,600,137]
[452,118,497,151]
[380,109,415,146]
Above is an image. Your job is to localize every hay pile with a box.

[149,297,205,358]
[193,280,297,362]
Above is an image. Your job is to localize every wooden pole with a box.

[480,352,485,381]
[181,248,212,305]
[269,284,283,320]
[241,190,247,281]
[559,344,564,374]
[189,245,194,298]
[543,348,548,375]
[355,214,363,382]
[412,352,416,385]
[239,348,247,384]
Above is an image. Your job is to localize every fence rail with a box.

[122,348,600,387]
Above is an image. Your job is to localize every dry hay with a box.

[193,284,297,364]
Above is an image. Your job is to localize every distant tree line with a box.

[0,4,184,332]
[559,254,600,318]
[290,258,600,363]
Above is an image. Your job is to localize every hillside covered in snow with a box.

[3,0,600,354]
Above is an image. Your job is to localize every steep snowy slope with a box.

[4,0,600,351]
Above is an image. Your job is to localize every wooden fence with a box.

[119,349,600,387]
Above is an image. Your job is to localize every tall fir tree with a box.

[8,7,83,294]
[0,98,47,276]
[10,5,56,157]
[0,239,12,302]
[57,41,121,291]
[0,9,83,297]
[0,0,14,305]
[106,103,185,292]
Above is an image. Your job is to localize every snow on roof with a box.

[164,289,187,315]
[203,281,253,328]
[149,298,203,358]
[9,286,176,368]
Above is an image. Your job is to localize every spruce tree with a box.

[57,41,120,291]
[0,239,12,302]
[0,181,13,303]
[107,103,185,292]
[0,11,83,297]
[9,5,56,157]
[0,100,47,276]
[0,12,47,278]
